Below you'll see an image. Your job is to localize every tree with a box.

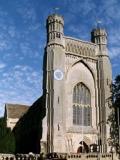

[108,75,120,152]
[0,117,15,153]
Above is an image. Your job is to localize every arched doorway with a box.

[77,141,89,153]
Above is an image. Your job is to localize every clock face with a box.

[54,69,64,80]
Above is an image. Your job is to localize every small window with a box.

[56,33,60,38]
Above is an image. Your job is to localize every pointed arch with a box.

[72,60,96,84]
[73,82,92,126]
[66,59,97,129]
[73,82,91,105]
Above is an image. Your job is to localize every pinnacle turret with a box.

[91,28,107,45]
[46,14,64,45]
[91,28,108,55]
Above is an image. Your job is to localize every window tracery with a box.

[73,83,91,126]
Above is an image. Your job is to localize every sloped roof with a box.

[5,103,29,119]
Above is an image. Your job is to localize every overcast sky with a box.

[0,0,120,116]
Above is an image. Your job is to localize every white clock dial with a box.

[54,69,64,80]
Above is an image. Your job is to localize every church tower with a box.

[41,14,112,154]
[43,14,65,153]
[91,28,112,152]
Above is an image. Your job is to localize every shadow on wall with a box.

[13,96,46,154]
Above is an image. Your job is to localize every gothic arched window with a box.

[73,83,91,126]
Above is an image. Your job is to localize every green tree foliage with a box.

[0,117,15,153]
[108,75,120,151]
[113,75,120,108]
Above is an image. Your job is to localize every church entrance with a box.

[77,141,89,153]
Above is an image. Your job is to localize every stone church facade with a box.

[41,14,112,154]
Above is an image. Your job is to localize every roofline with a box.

[64,36,97,46]
[5,103,29,107]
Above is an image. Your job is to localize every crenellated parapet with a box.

[65,36,98,58]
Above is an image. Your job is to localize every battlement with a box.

[91,28,107,37]
[64,36,98,58]
[47,14,64,25]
